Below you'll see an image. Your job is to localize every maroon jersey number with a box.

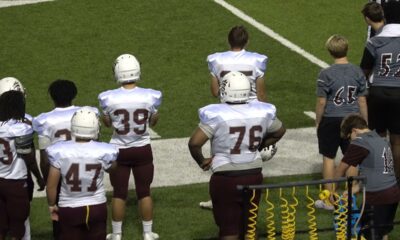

[113,108,149,135]
[0,138,13,165]
[66,163,102,192]
[229,125,263,154]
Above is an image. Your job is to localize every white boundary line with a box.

[0,0,53,8]
[214,0,329,69]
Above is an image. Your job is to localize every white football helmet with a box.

[0,77,25,95]
[113,54,141,84]
[71,107,100,140]
[260,144,278,162]
[219,71,250,103]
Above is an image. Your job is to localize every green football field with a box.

[2,0,399,239]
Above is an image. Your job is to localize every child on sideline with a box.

[315,35,368,210]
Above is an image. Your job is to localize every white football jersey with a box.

[33,106,98,149]
[47,140,118,208]
[207,50,268,100]
[98,87,162,148]
[199,101,277,171]
[0,120,33,179]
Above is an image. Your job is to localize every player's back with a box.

[46,140,118,208]
[368,30,400,87]
[199,101,276,170]
[0,120,33,179]
[98,87,162,148]
[317,63,367,117]
[353,130,397,191]
[207,50,267,99]
[33,106,82,146]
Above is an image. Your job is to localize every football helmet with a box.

[219,71,250,103]
[113,54,141,84]
[71,107,100,139]
[0,77,25,95]
[259,144,278,162]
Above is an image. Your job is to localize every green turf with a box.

[2,0,399,239]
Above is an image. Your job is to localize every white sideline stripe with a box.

[149,128,161,139]
[0,0,53,8]
[213,0,330,69]
[304,111,316,120]
[32,127,328,198]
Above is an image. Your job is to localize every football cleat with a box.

[199,200,213,210]
[143,232,159,240]
[106,233,121,240]
[259,144,278,162]
[219,71,250,103]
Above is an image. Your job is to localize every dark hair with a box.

[228,25,249,49]
[48,79,77,107]
[340,114,368,139]
[361,2,384,22]
[384,0,400,24]
[0,90,26,122]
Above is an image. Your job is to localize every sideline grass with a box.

[30,173,400,239]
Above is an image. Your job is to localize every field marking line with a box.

[0,0,53,8]
[304,111,316,120]
[213,0,330,69]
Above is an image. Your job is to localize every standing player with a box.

[207,25,268,102]
[99,54,162,240]
[188,72,286,240]
[335,114,400,240]
[46,107,118,240]
[315,35,368,209]
[33,79,92,239]
[359,1,400,179]
[33,79,81,181]
[0,77,45,240]
[0,91,35,240]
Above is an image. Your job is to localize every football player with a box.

[46,107,118,240]
[207,25,268,102]
[33,79,96,239]
[188,72,285,240]
[0,91,35,240]
[360,0,400,179]
[0,77,45,240]
[99,54,162,240]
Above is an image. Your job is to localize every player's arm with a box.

[149,112,159,127]
[101,114,112,128]
[17,134,45,191]
[256,77,267,102]
[259,119,286,149]
[360,47,374,78]
[358,96,368,123]
[315,97,326,129]
[210,76,219,98]
[46,165,60,220]
[188,127,212,170]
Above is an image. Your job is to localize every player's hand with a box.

[200,158,213,171]
[37,177,46,191]
[48,205,59,221]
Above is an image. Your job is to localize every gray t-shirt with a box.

[352,131,397,192]
[366,24,400,87]
[316,63,367,117]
